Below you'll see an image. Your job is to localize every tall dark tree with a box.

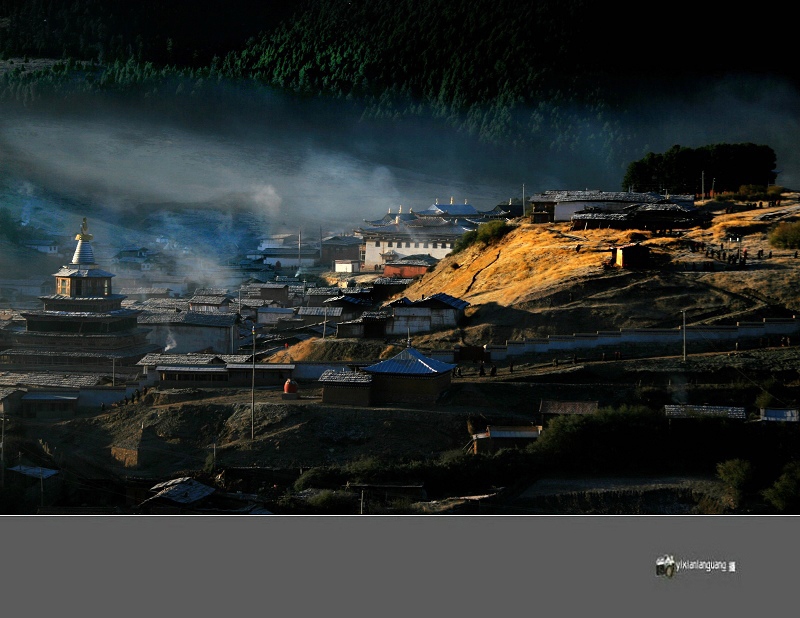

[622,143,778,195]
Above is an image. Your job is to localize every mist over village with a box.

[3,1,800,519]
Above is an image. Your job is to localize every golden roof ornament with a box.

[75,217,93,242]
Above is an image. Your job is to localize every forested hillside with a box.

[2,0,795,153]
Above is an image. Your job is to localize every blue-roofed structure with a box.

[363,347,456,375]
[361,346,456,404]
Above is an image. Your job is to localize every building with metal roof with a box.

[529,189,695,222]
[362,347,456,404]
[539,400,599,421]
[664,404,747,420]
[136,310,241,355]
[470,425,542,454]
[357,216,474,272]
[318,369,373,406]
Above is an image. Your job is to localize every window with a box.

[415,243,420,248]
[375,241,380,247]
[388,241,393,247]
[424,242,429,248]
[432,242,438,249]
[405,242,410,248]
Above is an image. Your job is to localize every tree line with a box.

[621,143,779,195]
[0,1,792,180]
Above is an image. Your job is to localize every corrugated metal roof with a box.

[0,371,103,388]
[9,465,60,479]
[297,306,344,316]
[372,277,414,285]
[53,267,115,278]
[156,366,228,373]
[323,295,372,306]
[148,477,216,504]
[532,190,694,205]
[486,425,541,439]
[138,353,248,366]
[761,408,799,421]
[319,370,373,384]
[761,408,800,421]
[22,392,79,401]
[138,311,238,326]
[363,347,456,375]
[225,363,295,370]
[539,400,599,415]
[189,296,232,304]
[664,405,747,419]
[415,292,470,311]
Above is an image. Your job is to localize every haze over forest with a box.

[1,0,799,262]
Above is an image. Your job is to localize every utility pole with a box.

[251,324,256,442]
[701,171,705,199]
[112,357,115,387]
[682,309,687,361]
[1,412,5,489]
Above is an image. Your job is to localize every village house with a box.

[321,235,364,269]
[257,306,296,327]
[335,311,391,339]
[334,260,361,274]
[383,255,439,278]
[118,287,174,302]
[318,369,373,406]
[136,352,294,389]
[0,370,117,419]
[247,233,320,270]
[415,197,479,219]
[384,292,469,335]
[370,277,414,302]
[21,239,59,255]
[609,243,651,268]
[361,346,456,405]
[188,294,234,313]
[759,408,799,422]
[239,282,291,306]
[138,311,241,354]
[470,425,543,454]
[0,386,25,416]
[528,190,695,223]
[664,404,747,420]
[296,305,344,327]
[570,202,709,232]
[357,209,474,271]
[323,295,373,323]
[111,247,160,272]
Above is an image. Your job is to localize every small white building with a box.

[334,260,361,273]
